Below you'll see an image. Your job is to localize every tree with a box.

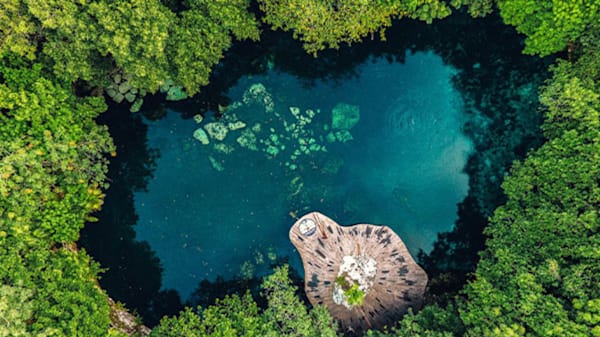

[261,265,338,337]
[460,58,600,337]
[0,0,37,59]
[167,0,260,95]
[496,0,600,56]
[0,285,33,337]
[0,58,113,336]
[258,0,453,55]
[0,0,259,95]
[151,266,337,337]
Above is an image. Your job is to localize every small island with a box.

[290,212,428,334]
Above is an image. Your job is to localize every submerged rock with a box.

[236,129,258,151]
[159,79,188,101]
[106,87,117,98]
[130,98,143,113]
[332,103,360,130]
[113,93,125,103]
[321,156,344,175]
[214,143,234,154]
[125,92,136,103]
[289,106,301,116]
[193,114,204,124]
[118,81,132,94]
[242,83,275,112]
[227,121,246,131]
[166,86,188,101]
[251,123,262,133]
[334,130,353,143]
[204,122,229,141]
[193,128,210,145]
[159,79,174,93]
[266,145,280,156]
[326,132,337,143]
[208,156,224,171]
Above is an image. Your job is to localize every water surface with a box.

[134,51,473,300]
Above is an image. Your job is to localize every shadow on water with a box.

[185,256,306,310]
[79,104,183,325]
[83,9,552,325]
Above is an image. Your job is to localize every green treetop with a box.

[0,58,115,336]
[0,0,259,95]
[460,57,600,337]
[151,266,338,337]
[496,0,600,56]
[258,0,452,55]
[258,0,497,55]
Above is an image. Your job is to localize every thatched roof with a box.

[289,212,428,334]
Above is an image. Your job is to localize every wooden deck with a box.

[289,212,428,334]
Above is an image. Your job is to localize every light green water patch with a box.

[134,51,473,300]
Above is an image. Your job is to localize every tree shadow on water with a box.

[79,103,183,326]
[186,257,306,311]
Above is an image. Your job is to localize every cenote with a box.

[80,11,550,325]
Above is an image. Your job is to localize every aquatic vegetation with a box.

[208,156,224,172]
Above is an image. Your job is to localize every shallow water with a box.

[134,51,473,300]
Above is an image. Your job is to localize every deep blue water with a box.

[133,51,473,300]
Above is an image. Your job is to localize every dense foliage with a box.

[258,0,495,55]
[151,266,337,337]
[0,0,259,94]
[460,47,600,336]
[1,0,599,336]
[496,0,599,56]
[0,58,116,336]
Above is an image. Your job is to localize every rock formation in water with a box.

[332,103,360,130]
[290,212,428,334]
[193,128,210,145]
[191,83,358,173]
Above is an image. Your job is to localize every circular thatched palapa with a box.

[289,212,428,334]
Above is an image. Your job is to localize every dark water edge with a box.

[79,9,551,326]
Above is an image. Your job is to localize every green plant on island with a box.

[345,284,365,306]
[335,275,351,290]
[335,274,365,306]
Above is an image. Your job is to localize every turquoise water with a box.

[134,51,473,300]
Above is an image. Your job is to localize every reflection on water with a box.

[134,51,472,300]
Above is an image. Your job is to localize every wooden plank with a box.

[290,212,428,334]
